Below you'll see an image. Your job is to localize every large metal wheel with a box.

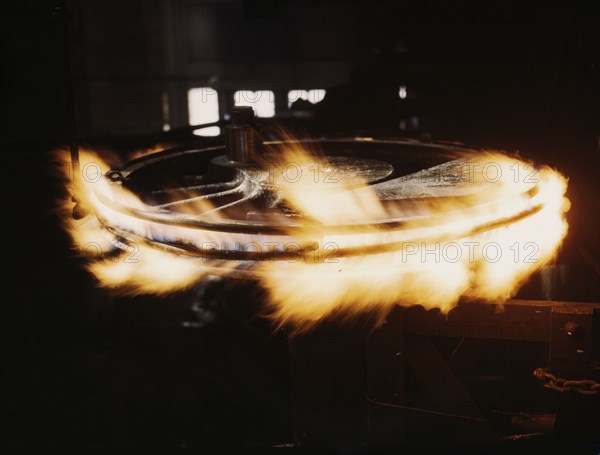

[92,138,539,262]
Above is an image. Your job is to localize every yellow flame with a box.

[88,244,219,295]
[54,147,236,294]
[261,149,569,328]
[56,141,569,329]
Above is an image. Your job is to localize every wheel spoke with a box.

[150,178,244,196]
[155,186,246,209]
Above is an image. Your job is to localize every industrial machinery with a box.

[63,106,599,448]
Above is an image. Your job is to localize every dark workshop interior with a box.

[2,0,600,453]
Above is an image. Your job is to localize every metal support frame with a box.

[366,299,600,445]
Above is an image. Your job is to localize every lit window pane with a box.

[188,87,220,136]
[234,90,275,118]
[398,85,407,99]
[308,89,326,104]
[288,89,326,108]
[288,90,308,108]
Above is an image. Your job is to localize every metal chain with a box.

[533,367,600,396]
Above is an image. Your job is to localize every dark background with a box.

[2,0,599,452]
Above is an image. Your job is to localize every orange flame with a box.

[56,141,570,329]
[259,149,569,329]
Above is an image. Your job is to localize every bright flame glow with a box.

[57,140,570,330]
[260,149,569,328]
